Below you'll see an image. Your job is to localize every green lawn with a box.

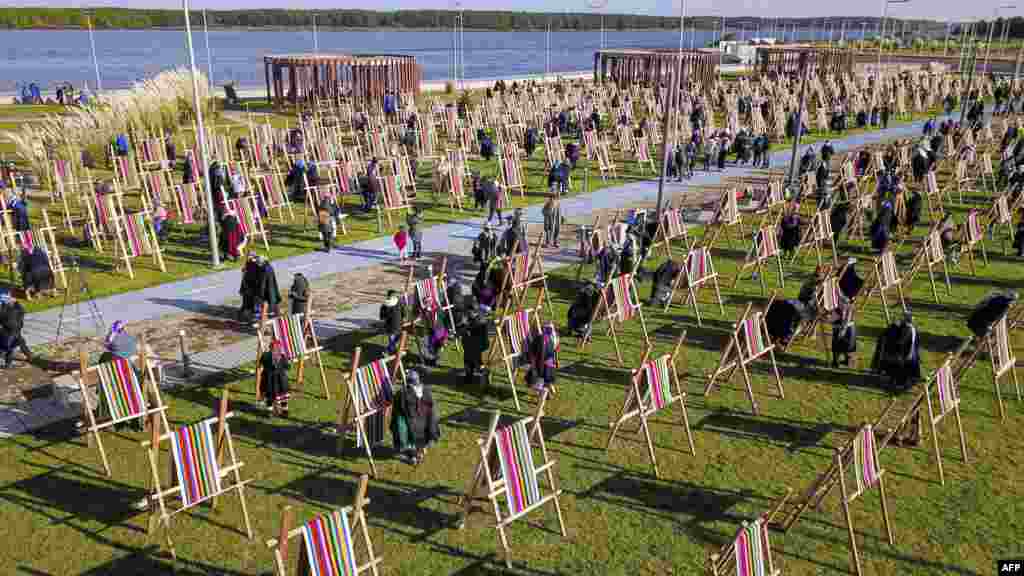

[1,160,1020,574]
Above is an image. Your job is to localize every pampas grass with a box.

[2,67,214,185]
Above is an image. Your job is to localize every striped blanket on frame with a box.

[170,418,222,507]
[97,356,146,421]
[642,355,673,411]
[301,509,359,576]
[496,420,542,517]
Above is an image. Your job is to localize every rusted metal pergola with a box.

[593,49,720,90]
[755,46,855,78]
[263,53,421,108]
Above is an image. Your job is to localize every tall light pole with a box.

[459,5,465,90]
[545,17,551,79]
[678,0,687,53]
[878,0,911,78]
[86,12,102,92]
[183,0,220,266]
[203,9,213,92]
[312,13,318,54]
[985,4,1016,73]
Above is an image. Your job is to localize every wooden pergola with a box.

[593,49,720,90]
[263,53,421,108]
[755,46,855,79]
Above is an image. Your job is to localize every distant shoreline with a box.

[4,26,680,33]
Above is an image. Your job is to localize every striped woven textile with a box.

[734,518,769,576]
[301,509,359,576]
[122,213,148,257]
[994,317,1012,371]
[419,125,433,152]
[97,356,146,421]
[741,313,769,359]
[996,195,1011,223]
[175,184,195,224]
[170,418,222,507]
[146,174,163,200]
[53,159,68,181]
[228,198,258,236]
[141,140,157,164]
[642,355,673,411]
[450,169,464,198]
[935,362,958,416]
[823,277,841,311]
[511,254,530,285]
[186,150,200,183]
[504,157,522,188]
[926,232,944,263]
[664,209,685,240]
[880,252,899,286]
[723,191,739,223]
[506,310,531,356]
[333,163,352,196]
[756,229,777,260]
[354,360,392,415]
[272,314,307,359]
[496,420,542,517]
[382,175,403,209]
[967,211,982,243]
[636,136,651,162]
[416,278,440,313]
[926,172,939,196]
[610,275,637,321]
[262,175,283,206]
[852,425,881,495]
[95,194,113,227]
[687,248,709,283]
[357,411,386,448]
[114,157,132,184]
[16,230,34,253]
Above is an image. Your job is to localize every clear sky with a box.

[1,0,1016,21]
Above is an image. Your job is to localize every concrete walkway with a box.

[1,115,940,436]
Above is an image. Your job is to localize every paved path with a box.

[1,115,941,436]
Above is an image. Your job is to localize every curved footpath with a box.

[3,115,941,435]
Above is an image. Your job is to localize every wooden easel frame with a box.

[607,332,694,478]
[458,411,567,569]
[958,208,988,275]
[254,306,331,400]
[653,206,689,259]
[498,151,526,198]
[704,302,785,415]
[266,475,381,576]
[76,336,169,477]
[732,227,785,296]
[226,194,271,252]
[112,209,167,280]
[141,390,254,560]
[10,210,67,295]
[836,424,895,576]
[258,171,295,222]
[338,339,408,477]
[664,242,725,326]
[707,514,781,576]
[703,187,744,250]
[903,226,951,304]
[789,209,838,267]
[987,315,1022,422]
[922,355,969,486]
[578,273,650,366]
[486,306,558,412]
[375,173,410,232]
[498,237,553,319]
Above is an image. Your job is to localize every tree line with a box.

[0,7,965,34]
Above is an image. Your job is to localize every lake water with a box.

[2,27,853,94]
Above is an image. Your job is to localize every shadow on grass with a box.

[19,549,251,576]
[694,409,849,453]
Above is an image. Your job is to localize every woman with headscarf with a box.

[526,324,558,393]
[259,256,281,318]
[220,210,246,262]
[258,339,290,416]
[870,201,894,253]
[390,368,440,465]
[462,306,490,386]
[871,312,922,393]
[238,253,263,321]
[779,203,803,258]
[19,246,53,297]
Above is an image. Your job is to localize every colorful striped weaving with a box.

[506,310,531,356]
[741,313,769,359]
[53,159,68,181]
[926,172,939,196]
[512,254,530,284]
[272,314,307,359]
[17,230,34,253]
[734,519,768,576]
[664,209,685,239]
[416,278,440,312]
[823,277,840,311]
[504,157,521,188]
[994,317,1012,370]
[354,360,392,414]
[301,509,359,576]
[170,419,222,507]
[611,275,637,321]
[97,356,146,421]
[123,212,151,257]
[935,363,957,416]
[997,195,1011,223]
[115,157,131,184]
[757,229,777,260]
[687,248,708,283]
[95,194,111,227]
[927,232,944,263]
[496,420,542,517]
[967,211,982,243]
[357,411,386,448]
[186,150,200,183]
[852,426,880,495]
[175,184,195,224]
[643,355,673,411]
[880,252,899,286]
[228,199,255,236]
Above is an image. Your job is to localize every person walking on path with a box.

[289,272,309,317]
[393,225,409,264]
[380,290,405,354]
[0,292,32,369]
[407,207,423,260]
[542,191,561,248]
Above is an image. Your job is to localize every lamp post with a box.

[312,13,318,54]
[203,9,213,92]
[678,0,687,53]
[183,0,220,266]
[86,12,102,93]
[985,4,1016,73]
[878,0,911,78]
[545,17,551,79]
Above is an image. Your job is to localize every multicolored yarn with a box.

[123,212,152,257]
[734,518,769,576]
[272,314,307,360]
[97,356,146,421]
[170,418,222,507]
[852,425,881,494]
[496,420,541,517]
[610,275,638,321]
[642,355,674,411]
[687,248,709,283]
[741,313,769,358]
[301,509,359,576]
[506,310,531,356]
[354,359,392,414]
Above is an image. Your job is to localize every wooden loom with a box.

[704,302,785,415]
[254,307,331,400]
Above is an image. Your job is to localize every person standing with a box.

[258,339,290,416]
[542,191,561,248]
[259,256,282,318]
[317,202,336,252]
[393,225,409,263]
[380,290,405,354]
[289,272,310,317]
[881,103,890,130]
[407,207,423,260]
[0,292,31,368]
[238,253,263,321]
[462,307,490,386]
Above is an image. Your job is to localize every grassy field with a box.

[0,152,1021,575]
[0,96,946,315]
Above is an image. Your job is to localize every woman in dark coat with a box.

[649,259,681,307]
[19,247,54,297]
[526,324,558,393]
[462,307,490,385]
[870,202,894,253]
[871,313,922,392]
[238,254,263,321]
[259,340,290,416]
[259,257,281,317]
[390,369,440,465]
[221,212,246,262]
[779,207,802,257]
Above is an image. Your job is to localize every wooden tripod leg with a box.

[738,359,759,416]
[837,453,863,576]
[638,413,660,479]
